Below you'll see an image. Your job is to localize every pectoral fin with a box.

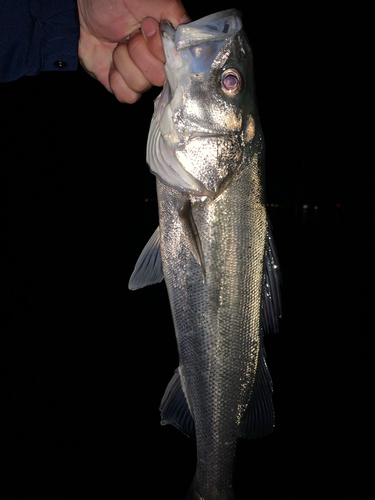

[178,199,206,282]
[128,227,164,290]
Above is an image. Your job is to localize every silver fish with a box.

[129,9,281,500]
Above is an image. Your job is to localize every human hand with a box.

[77,0,190,103]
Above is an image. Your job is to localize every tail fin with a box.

[184,480,235,500]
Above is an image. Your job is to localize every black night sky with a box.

[2,2,373,499]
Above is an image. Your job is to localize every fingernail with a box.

[142,18,158,38]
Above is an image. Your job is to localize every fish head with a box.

[147,9,262,198]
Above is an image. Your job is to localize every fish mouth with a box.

[188,131,231,140]
[160,9,243,53]
[161,10,242,51]
[160,11,243,92]
[160,21,176,42]
[153,11,244,199]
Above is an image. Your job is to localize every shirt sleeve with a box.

[0,0,79,82]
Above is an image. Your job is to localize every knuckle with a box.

[127,31,145,57]
[109,70,140,104]
[123,92,141,104]
[113,43,129,64]
[148,66,165,87]
[116,88,141,104]
[136,80,152,94]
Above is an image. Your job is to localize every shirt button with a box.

[54,61,67,69]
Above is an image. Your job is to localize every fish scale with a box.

[156,138,267,497]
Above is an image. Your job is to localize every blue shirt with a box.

[0,0,79,82]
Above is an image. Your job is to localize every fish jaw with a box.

[161,10,243,93]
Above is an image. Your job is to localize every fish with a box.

[129,9,281,500]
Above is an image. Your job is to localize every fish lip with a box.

[160,20,176,42]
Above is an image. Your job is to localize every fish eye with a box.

[220,68,243,96]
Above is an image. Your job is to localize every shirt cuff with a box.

[29,0,79,74]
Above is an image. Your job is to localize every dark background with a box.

[1,2,373,499]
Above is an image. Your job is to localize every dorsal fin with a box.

[236,341,275,439]
[237,215,281,439]
[262,217,282,333]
